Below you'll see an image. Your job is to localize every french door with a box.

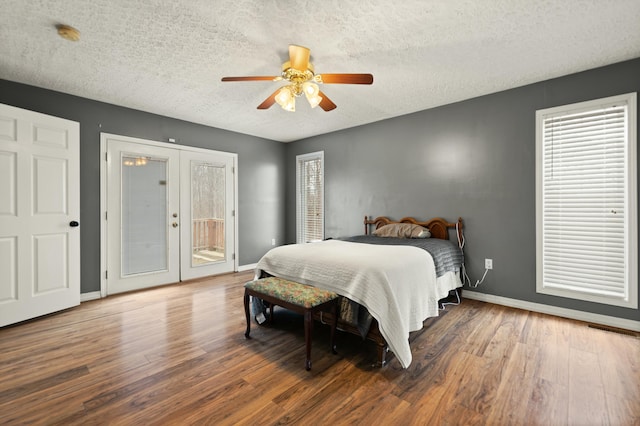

[179,150,234,280]
[105,140,180,294]
[103,134,236,295]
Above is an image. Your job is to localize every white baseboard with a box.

[81,291,102,302]
[238,263,258,272]
[463,290,640,332]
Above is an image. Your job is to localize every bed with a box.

[254,215,464,368]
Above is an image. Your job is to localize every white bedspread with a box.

[255,239,460,368]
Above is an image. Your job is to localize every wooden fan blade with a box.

[318,73,373,84]
[289,45,311,71]
[257,89,280,109]
[318,91,337,111]
[221,76,278,82]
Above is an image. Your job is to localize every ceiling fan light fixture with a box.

[275,86,295,112]
[306,94,322,109]
[303,82,322,108]
[302,81,319,97]
[282,99,295,112]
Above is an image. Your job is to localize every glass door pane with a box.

[121,155,168,275]
[191,161,225,266]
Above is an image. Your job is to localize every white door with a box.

[180,150,235,280]
[106,138,180,294]
[0,103,80,327]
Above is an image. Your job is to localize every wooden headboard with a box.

[364,216,463,243]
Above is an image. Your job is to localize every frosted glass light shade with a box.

[275,86,295,112]
[303,82,322,108]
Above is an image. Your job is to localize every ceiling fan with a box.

[221,45,373,112]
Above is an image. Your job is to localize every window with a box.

[296,151,324,243]
[536,93,637,309]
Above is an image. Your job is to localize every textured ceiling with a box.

[2,1,640,143]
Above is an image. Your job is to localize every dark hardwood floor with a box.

[0,271,638,425]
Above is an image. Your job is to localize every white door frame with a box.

[100,133,238,297]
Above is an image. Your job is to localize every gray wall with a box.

[3,58,638,321]
[0,80,286,293]
[285,58,640,322]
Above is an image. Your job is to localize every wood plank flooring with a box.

[1,271,638,425]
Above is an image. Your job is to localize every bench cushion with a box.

[245,277,337,309]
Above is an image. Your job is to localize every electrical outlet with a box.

[271,238,276,246]
[485,258,493,270]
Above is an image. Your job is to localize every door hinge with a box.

[232,210,235,217]
[232,253,235,260]
[105,152,108,162]
[105,211,108,220]
[232,166,235,174]
[105,270,108,279]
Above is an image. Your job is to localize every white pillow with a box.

[373,223,430,238]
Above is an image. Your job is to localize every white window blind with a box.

[536,93,637,309]
[296,151,324,243]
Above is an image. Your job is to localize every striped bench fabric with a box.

[243,277,339,370]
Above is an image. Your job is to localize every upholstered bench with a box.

[244,277,339,370]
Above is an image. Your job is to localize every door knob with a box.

[172,222,178,228]
[69,221,79,227]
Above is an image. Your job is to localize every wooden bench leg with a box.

[244,290,251,339]
[330,301,338,354]
[304,310,313,370]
